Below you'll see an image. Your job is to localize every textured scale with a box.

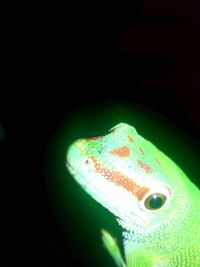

[66,123,200,267]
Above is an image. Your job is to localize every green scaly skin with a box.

[66,123,200,267]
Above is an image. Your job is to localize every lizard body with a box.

[66,123,200,266]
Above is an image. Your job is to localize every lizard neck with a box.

[120,184,200,266]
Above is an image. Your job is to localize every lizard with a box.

[66,122,200,267]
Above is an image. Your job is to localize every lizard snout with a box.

[66,139,86,173]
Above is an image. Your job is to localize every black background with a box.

[0,0,200,266]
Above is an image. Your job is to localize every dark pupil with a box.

[149,195,163,209]
[144,193,166,210]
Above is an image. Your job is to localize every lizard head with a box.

[66,123,192,236]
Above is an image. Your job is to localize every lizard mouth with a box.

[66,159,78,176]
[66,141,85,174]
[66,158,89,192]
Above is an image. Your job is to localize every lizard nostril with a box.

[84,158,94,166]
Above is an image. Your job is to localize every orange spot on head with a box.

[128,135,134,143]
[110,146,130,158]
[139,147,144,155]
[90,157,149,201]
[136,159,153,174]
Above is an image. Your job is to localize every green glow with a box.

[45,100,200,267]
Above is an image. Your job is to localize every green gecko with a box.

[66,123,200,267]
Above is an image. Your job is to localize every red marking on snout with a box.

[90,157,149,201]
[86,136,103,141]
[139,147,144,155]
[128,135,134,143]
[110,146,130,158]
[136,159,153,174]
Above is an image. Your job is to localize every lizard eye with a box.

[144,193,166,210]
